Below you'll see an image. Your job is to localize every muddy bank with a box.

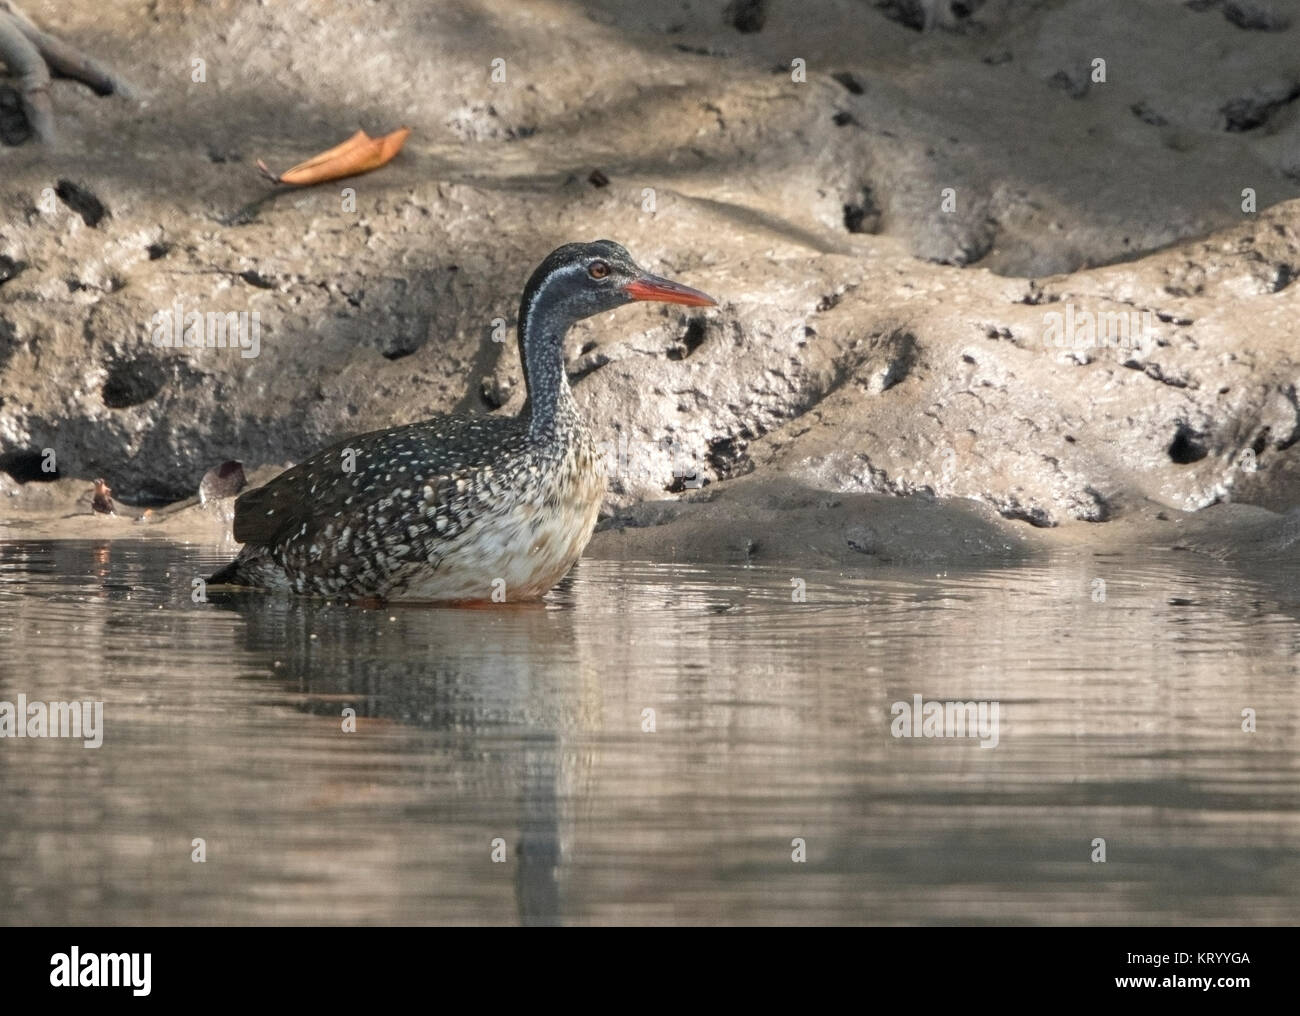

[6,469,1300,582]
[2,0,1299,554]
[588,473,1300,566]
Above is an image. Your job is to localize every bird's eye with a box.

[588,261,610,280]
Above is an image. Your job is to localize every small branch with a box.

[0,1,36,32]
[0,0,133,105]
[22,21,132,98]
[0,12,54,143]
[255,158,283,183]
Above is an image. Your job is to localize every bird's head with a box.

[520,240,716,329]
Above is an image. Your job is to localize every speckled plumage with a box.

[208,240,715,602]
[218,413,603,600]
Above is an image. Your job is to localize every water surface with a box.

[0,540,1296,924]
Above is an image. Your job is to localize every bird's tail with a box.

[206,556,251,587]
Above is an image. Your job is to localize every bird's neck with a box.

[518,295,580,440]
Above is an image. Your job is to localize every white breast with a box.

[392,441,604,602]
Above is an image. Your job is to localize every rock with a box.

[198,460,246,504]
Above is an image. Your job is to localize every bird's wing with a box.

[231,416,527,550]
[231,456,321,546]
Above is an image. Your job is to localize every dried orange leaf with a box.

[258,127,411,186]
[289,129,371,172]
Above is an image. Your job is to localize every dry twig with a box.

[0,0,132,144]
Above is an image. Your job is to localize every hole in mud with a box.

[0,255,24,285]
[239,269,275,289]
[876,0,933,31]
[1168,424,1208,464]
[480,374,511,409]
[1048,69,1089,99]
[665,473,707,494]
[1221,83,1300,132]
[877,0,982,32]
[843,186,881,234]
[55,180,108,227]
[1019,284,1059,305]
[147,242,172,261]
[567,351,610,383]
[1222,2,1291,31]
[707,432,753,479]
[0,84,32,145]
[726,0,767,33]
[832,71,865,95]
[0,449,58,483]
[667,318,708,361]
[876,331,918,391]
[102,357,166,408]
[381,343,421,362]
